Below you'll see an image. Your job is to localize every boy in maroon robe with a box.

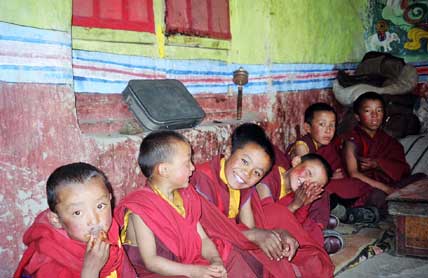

[255,153,345,254]
[14,162,135,278]
[191,123,334,278]
[343,92,424,218]
[285,103,377,223]
[115,130,258,277]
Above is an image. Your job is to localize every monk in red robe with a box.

[343,92,424,217]
[14,163,134,278]
[285,103,373,225]
[115,130,258,277]
[256,153,334,251]
[115,184,261,277]
[191,123,334,278]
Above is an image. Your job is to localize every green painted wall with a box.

[73,0,369,64]
[228,0,368,64]
[0,0,71,32]
[1,0,368,64]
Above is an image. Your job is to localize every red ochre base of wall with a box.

[0,82,342,276]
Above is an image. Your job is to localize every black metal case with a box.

[122,79,205,131]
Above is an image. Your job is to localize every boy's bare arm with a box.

[197,222,227,277]
[290,141,309,167]
[293,141,310,157]
[344,141,394,194]
[239,198,256,229]
[130,213,216,277]
[256,182,272,200]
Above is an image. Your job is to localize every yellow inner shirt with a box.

[278,165,289,199]
[219,158,240,219]
[120,185,186,245]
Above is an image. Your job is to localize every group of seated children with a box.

[15,91,423,277]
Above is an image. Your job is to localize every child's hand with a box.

[358,157,378,171]
[81,235,110,278]
[332,168,345,179]
[382,184,397,195]
[190,264,227,278]
[290,187,306,211]
[291,182,323,210]
[303,182,324,205]
[277,229,299,261]
[252,229,285,261]
[208,261,227,278]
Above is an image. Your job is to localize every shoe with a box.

[323,229,344,255]
[345,206,380,224]
[331,203,347,222]
[326,214,340,230]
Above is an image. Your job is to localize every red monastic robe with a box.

[258,166,324,247]
[191,156,334,278]
[114,185,258,278]
[343,125,411,207]
[345,126,410,184]
[14,210,133,278]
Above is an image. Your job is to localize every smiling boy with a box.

[191,123,334,278]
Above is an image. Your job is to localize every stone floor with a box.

[330,212,428,278]
[336,253,428,278]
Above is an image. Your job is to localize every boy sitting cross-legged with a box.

[14,162,135,278]
[115,130,259,278]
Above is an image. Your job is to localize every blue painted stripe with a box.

[73,50,349,76]
[73,76,128,83]
[73,74,335,94]
[0,22,70,46]
[0,70,71,84]
[0,64,70,72]
[411,61,428,67]
[0,34,71,47]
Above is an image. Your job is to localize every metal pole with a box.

[237,85,243,120]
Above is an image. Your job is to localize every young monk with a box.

[255,153,344,254]
[14,162,135,278]
[115,130,258,277]
[343,92,423,217]
[191,123,334,278]
[286,102,378,224]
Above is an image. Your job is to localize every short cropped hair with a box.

[138,130,188,178]
[231,123,275,167]
[46,162,112,213]
[300,153,333,180]
[304,102,337,124]
[353,92,385,114]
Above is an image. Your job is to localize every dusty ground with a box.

[336,252,428,278]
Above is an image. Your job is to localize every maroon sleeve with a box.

[377,139,410,181]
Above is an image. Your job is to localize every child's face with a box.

[287,159,328,192]
[166,141,195,189]
[52,176,112,243]
[356,99,384,133]
[225,142,272,190]
[304,111,336,146]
